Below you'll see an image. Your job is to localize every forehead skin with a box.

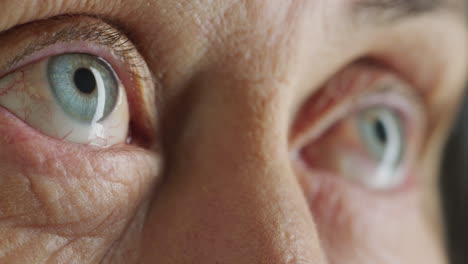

[0,0,466,264]
[0,0,466,104]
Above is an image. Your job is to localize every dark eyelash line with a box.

[0,16,159,146]
[5,16,147,79]
[290,60,426,150]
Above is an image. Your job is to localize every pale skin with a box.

[0,0,467,263]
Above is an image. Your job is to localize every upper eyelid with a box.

[2,16,145,75]
[289,61,425,149]
[0,16,160,146]
[350,0,461,23]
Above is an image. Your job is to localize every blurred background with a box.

[441,89,468,264]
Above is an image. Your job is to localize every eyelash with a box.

[3,22,139,74]
[0,18,156,147]
[290,60,424,149]
[288,62,428,239]
[291,60,426,190]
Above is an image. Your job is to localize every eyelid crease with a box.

[351,0,464,23]
[355,0,440,13]
[3,16,146,80]
[0,16,160,148]
[290,60,425,150]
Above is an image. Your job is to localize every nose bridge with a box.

[142,77,326,263]
[190,80,324,262]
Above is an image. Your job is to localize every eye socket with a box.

[0,53,129,147]
[295,67,425,191]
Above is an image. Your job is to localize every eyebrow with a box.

[351,0,457,22]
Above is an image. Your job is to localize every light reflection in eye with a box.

[350,106,405,189]
[48,54,120,123]
[0,53,129,147]
[298,79,424,191]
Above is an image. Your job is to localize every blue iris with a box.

[358,107,404,164]
[47,53,119,123]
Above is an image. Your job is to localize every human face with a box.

[0,0,466,263]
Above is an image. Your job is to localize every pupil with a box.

[374,119,388,145]
[74,68,96,94]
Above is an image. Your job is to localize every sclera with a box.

[0,56,129,148]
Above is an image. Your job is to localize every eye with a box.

[48,53,119,123]
[294,63,425,191]
[0,53,129,147]
[356,107,404,188]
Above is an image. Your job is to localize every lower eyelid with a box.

[1,40,157,146]
[0,16,159,147]
[0,101,159,184]
[290,61,426,195]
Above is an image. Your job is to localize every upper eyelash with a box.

[290,60,426,149]
[5,16,145,74]
[0,16,159,145]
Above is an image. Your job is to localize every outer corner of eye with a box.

[0,53,130,148]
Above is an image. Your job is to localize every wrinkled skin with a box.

[0,0,467,263]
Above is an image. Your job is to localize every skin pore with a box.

[0,0,467,263]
